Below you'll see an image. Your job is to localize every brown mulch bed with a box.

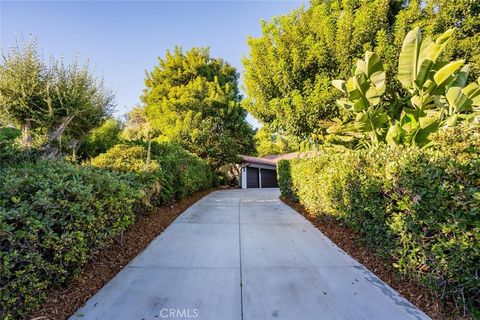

[30,188,221,320]
[280,196,456,320]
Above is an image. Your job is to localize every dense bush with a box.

[0,39,115,154]
[277,160,297,201]
[1,142,214,318]
[91,142,213,201]
[0,127,20,164]
[90,144,173,206]
[0,127,42,165]
[78,118,122,160]
[0,161,141,319]
[149,141,214,199]
[278,122,480,309]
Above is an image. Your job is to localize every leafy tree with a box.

[255,127,298,157]
[0,38,115,156]
[78,118,123,159]
[243,0,479,139]
[142,47,255,169]
[393,0,479,78]
[243,0,402,138]
[121,107,151,141]
[0,39,49,146]
[46,58,115,156]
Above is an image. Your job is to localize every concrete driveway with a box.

[71,189,430,320]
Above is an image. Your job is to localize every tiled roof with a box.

[240,152,318,167]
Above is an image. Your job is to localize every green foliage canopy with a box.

[142,47,255,169]
[331,28,480,148]
[243,0,479,139]
[79,118,123,159]
[255,127,298,157]
[0,38,115,152]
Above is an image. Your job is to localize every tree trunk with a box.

[68,138,81,163]
[42,115,75,160]
[146,140,152,166]
[21,120,32,148]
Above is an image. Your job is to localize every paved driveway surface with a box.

[71,189,430,320]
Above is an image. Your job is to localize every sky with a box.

[1,0,307,128]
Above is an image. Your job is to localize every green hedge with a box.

[91,142,214,200]
[1,142,214,319]
[0,161,141,319]
[150,141,215,198]
[90,144,174,206]
[278,123,480,308]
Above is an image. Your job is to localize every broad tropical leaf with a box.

[398,28,422,90]
[433,59,464,89]
[446,65,470,107]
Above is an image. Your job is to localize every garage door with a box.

[247,167,259,188]
[261,169,278,188]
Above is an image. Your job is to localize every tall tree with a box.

[243,0,479,139]
[0,39,49,146]
[142,47,255,169]
[255,127,298,157]
[0,38,115,154]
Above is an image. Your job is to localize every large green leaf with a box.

[356,52,385,88]
[386,123,401,145]
[415,59,434,89]
[399,28,454,91]
[462,81,480,106]
[424,29,454,62]
[433,59,464,89]
[398,28,422,90]
[365,86,383,106]
[414,116,440,146]
[446,65,470,107]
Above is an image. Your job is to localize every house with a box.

[239,152,315,189]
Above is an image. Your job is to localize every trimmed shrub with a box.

[150,141,214,199]
[278,122,480,308]
[0,127,27,165]
[1,142,214,318]
[277,160,297,201]
[0,161,141,319]
[90,144,174,205]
